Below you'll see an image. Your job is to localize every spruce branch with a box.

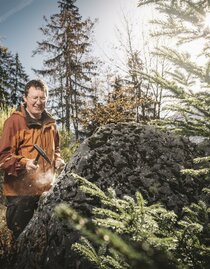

[72,237,99,266]
[55,172,210,268]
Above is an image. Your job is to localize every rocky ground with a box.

[0,123,208,268]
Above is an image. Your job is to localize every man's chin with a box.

[33,111,42,119]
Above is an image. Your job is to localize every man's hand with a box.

[55,158,65,171]
[26,159,39,172]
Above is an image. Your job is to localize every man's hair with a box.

[24,79,48,97]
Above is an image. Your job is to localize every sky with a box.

[0,0,150,79]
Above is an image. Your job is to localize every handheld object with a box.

[33,144,52,165]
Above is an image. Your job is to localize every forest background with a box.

[1,0,209,141]
[1,0,210,268]
[0,0,179,141]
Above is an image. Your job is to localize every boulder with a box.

[11,123,204,269]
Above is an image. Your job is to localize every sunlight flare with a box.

[204,11,210,27]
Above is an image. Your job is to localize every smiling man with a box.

[0,79,65,238]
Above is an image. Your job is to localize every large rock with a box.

[11,123,205,269]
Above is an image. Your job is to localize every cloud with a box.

[0,0,34,23]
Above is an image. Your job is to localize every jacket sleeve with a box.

[0,117,28,177]
[54,126,62,160]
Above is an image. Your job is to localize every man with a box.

[0,79,65,238]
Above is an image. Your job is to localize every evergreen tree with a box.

[137,0,210,138]
[9,53,28,107]
[136,0,210,185]
[0,47,28,108]
[0,46,10,108]
[33,0,97,139]
[55,173,210,269]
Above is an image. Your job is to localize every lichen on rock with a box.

[12,123,204,269]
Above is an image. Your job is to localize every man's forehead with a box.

[28,86,45,93]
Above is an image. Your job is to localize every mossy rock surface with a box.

[10,123,205,269]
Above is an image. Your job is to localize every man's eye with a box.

[29,96,46,102]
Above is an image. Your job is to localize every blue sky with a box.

[0,0,144,78]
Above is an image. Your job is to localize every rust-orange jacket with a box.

[0,105,61,196]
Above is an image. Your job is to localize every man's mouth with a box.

[34,106,42,111]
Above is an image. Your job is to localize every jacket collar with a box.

[17,105,55,128]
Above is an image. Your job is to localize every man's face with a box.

[23,86,47,118]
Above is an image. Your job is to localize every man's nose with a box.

[36,98,42,104]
